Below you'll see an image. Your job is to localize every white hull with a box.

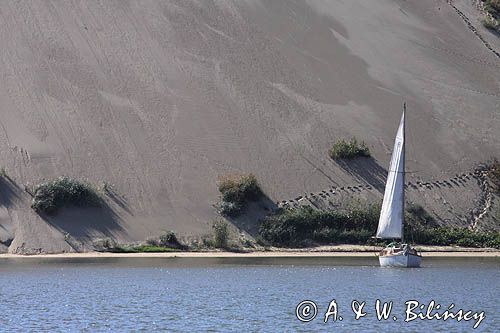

[379,252,422,268]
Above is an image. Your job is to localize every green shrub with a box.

[408,227,500,249]
[482,16,499,30]
[328,138,370,160]
[483,0,500,18]
[0,167,6,178]
[143,231,185,249]
[130,245,176,253]
[93,238,117,251]
[159,231,184,249]
[481,1,499,30]
[259,204,380,246]
[237,174,263,200]
[217,173,262,217]
[109,245,176,253]
[259,203,500,249]
[31,177,101,215]
[213,220,229,248]
[219,201,243,217]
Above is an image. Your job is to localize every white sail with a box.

[376,111,405,239]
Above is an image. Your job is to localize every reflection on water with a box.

[1,256,498,268]
[0,257,498,332]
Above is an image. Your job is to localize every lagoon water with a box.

[0,257,498,332]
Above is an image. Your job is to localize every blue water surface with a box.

[0,256,498,332]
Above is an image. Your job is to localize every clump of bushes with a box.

[159,231,181,247]
[482,16,499,30]
[259,203,380,246]
[109,244,177,253]
[217,173,263,217]
[482,0,499,31]
[0,167,7,178]
[259,203,500,249]
[328,138,370,160]
[483,0,500,18]
[218,201,243,217]
[409,228,500,249]
[93,238,117,252]
[31,177,101,215]
[94,232,185,253]
[212,219,229,248]
[146,231,186,250]
[404,204,499,248]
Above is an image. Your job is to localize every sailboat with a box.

[376,103,422,268]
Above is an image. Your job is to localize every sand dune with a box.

[0,0,498,253]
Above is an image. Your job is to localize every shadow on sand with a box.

[0,176,23,208]
[105,187,134,216]
[225,194,277,237]
[42,206,123,238]
[37,198,126,251]
[336,157,388,193]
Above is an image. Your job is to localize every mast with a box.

[401,103,406,243]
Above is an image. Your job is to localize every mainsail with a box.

[376,109,405,239]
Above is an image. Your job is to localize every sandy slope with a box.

[0,0,498,253]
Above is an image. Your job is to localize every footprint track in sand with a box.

[278,165,497,230]
[446,0,500,59]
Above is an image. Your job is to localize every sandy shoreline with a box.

[1,247,498,259]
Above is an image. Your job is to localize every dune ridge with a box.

[0,0,498,253]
